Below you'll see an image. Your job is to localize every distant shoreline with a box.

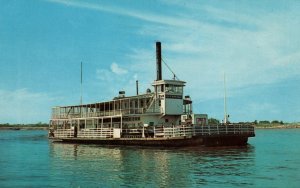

[0,123,49,131]
[254,123,300,129]
[254,125,300,129]
[0,127,48,130]
[255,126,300,129]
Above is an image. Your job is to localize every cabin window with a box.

[165,85,183,94]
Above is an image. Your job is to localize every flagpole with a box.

[224,72,228,124]
[80,61,83,106]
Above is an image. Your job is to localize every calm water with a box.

[0,129,300,187]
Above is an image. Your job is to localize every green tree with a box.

[271,120,280,124]
[259,120,270,124]
[208,118,220,125]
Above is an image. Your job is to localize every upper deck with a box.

[51,93,161,120]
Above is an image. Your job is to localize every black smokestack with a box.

[136,80,139,95]
[156,41,162,81]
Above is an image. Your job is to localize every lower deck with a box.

[49,124,255,147]
[50,135,250,147]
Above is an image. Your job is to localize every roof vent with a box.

[185,95,191,100]
[119,91,125,98]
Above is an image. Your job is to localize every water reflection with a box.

[49,143,255,187]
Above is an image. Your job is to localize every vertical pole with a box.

[173,125,175,137]
[114,101,115,116]
[109,101,111,116]
[80,62,83,118]
[138,97,139,114]
[142,125,145,138]
[111,117,113,137]
[80,62,83,105]
[120,115,123,133]
[224,72,228,124]
[111,117,112,129]
[101,118,103,137]
[136,80,139,95]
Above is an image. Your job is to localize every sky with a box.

[0,0,299,124]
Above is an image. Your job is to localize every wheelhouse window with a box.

[165,84,183,94]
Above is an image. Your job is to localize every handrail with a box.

[52,108,146,119]
[52,124,254,139]
[78,128,113,138]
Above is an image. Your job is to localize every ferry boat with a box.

[48,42,255,147]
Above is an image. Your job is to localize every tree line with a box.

[0,122,49,127]
[208,118,284,125]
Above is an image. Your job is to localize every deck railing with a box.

[54,129,74,138]
[52,108,145,119]
[53,128,114,139]
[52,124,254,139]
[78,128,113,138]
[193,124,255,136]
[155,126,194,137]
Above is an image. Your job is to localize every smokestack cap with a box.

[156,41,162,81]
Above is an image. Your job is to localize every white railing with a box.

[78,128,113,138]
[155,125,194,138]
[52,124,254,139]
[153,124,254,138]
[54,129,74,138]
[52,108,145,119]
[53,128,114,138]
[193,124,255,136]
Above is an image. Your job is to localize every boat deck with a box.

[49,124,255,147]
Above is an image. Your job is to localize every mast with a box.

[80,62,83,105]
[223,72,228,124]
[80,62,83,117]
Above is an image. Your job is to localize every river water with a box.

[0,129,299,187]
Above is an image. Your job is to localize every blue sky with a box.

[0,0,299,124]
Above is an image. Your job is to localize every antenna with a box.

[223,72,229,124]
[80,62,83,105]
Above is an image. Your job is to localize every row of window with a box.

[52,99,151,115]
[156,84,183,94]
